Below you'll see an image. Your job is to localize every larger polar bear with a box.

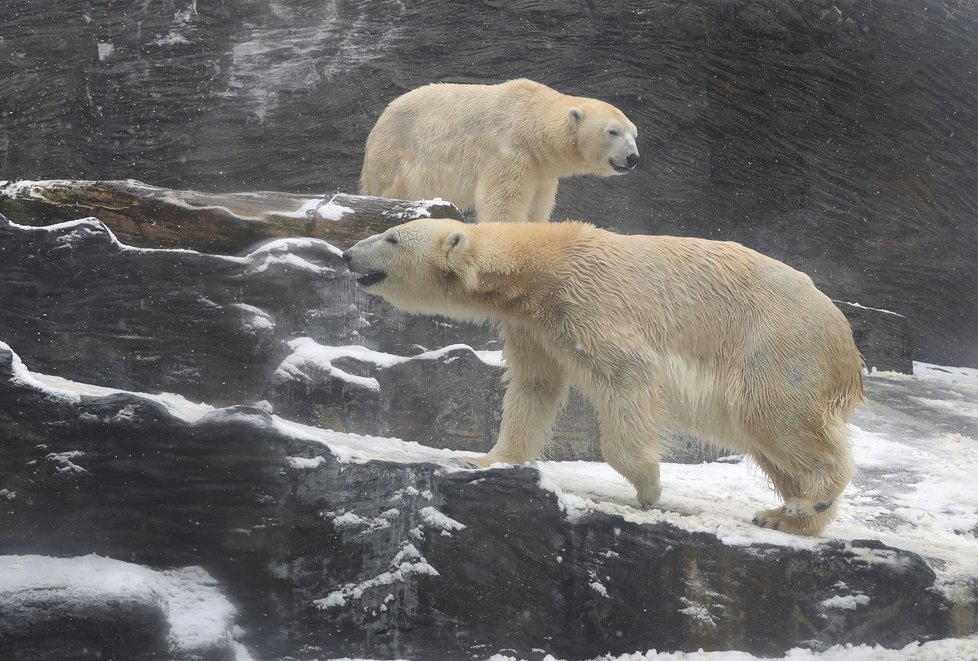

[343,219,864,536]
[360,79,640,224]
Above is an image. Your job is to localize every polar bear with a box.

[343,219,864,536]
[360,79,640,224]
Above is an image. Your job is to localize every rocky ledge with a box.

[1,342,976,660]
[0,200,975,659]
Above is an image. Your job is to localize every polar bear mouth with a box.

[610,159,632,174]
[356,271,387,287]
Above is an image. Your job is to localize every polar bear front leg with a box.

[474,157,535,223]
[526,177,559,223]
[472,323,568,467]
[593,388,664,508]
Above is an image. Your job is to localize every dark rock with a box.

[0,213,487,406]
[0,555,239,661]
[0,582,169,661]
[0,180,466,253]
[837,300,914,374]
[0,213,737,462]
[1,0,976,367]
[835,301,914,374]
[0,342,968,660]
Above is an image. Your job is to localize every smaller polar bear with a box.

[343,219,864,536]
[360,79,640,224]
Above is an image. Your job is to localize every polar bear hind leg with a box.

[750,419,854,536]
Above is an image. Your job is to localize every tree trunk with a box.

[0,179,465,254]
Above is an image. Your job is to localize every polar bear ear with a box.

[568,107,584,125]
[443,230,468,261]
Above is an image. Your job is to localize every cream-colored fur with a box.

[360,79,639,223]
[344,219,864,536]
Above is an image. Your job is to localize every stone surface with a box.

[1,0,976,367]
[0,179,466,253]
[0,342,971,660]
[0,212,905,466]
[0,200,970,659]
[0,555,240,661]
[837,301,914,374]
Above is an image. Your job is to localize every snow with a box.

[273,336,504,392]
[314,540,440,611]
[285,455,328,470]
[290,195,355,221]
[387,197,452,220]
[274,337,505,392]
[419,506,466,533]
[820,593,871,610]
[8,339,975,585]
[835,300,904,317]
[0,555,244,658]
[555,637,978,660]
[1,212,240,259]
[2,341,216,422]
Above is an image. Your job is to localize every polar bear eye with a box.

[386,235,399,245]
[608,128,621,137]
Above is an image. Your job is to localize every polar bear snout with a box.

[610,151,640,173]
[342,246,388,288]
[608,137,640,173]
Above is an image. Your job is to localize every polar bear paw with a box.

[752,505,832,536]
[780,497,834,518]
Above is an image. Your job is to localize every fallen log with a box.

[0,179,466,254]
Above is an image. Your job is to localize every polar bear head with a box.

[567,99,640,176]
[342,219,480,320]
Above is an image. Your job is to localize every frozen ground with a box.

[4,345,978,660]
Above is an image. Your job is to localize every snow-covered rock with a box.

[1,340,976,660]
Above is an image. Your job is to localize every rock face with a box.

[0,344,967,661]
[1,0,977,367]
[0,212,907,463]
[0,208,976,659]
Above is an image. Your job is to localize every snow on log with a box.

[0,179,465,254]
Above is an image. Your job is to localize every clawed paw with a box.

[752,509,784,531]
[780,498,835,518]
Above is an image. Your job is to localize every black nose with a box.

[626,153,640,168]
[342,250,352,263]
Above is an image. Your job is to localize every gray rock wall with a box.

[1,0,977,366]
[0,344,962,660]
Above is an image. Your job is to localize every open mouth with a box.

[610,160,632,174]
[356,271,387,287]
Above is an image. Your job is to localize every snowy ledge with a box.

[2,340,977,659]
[4,340,976,587]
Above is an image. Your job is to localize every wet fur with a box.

[346,219,864,536]
[360,79,639,223]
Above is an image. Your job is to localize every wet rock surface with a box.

[0,343,967,660]
[2,0,977,367]
[0,207,975,659]
[0,212,908,462]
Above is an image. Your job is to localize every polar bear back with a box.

[361,81,543,207]
[360,79,639,223]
